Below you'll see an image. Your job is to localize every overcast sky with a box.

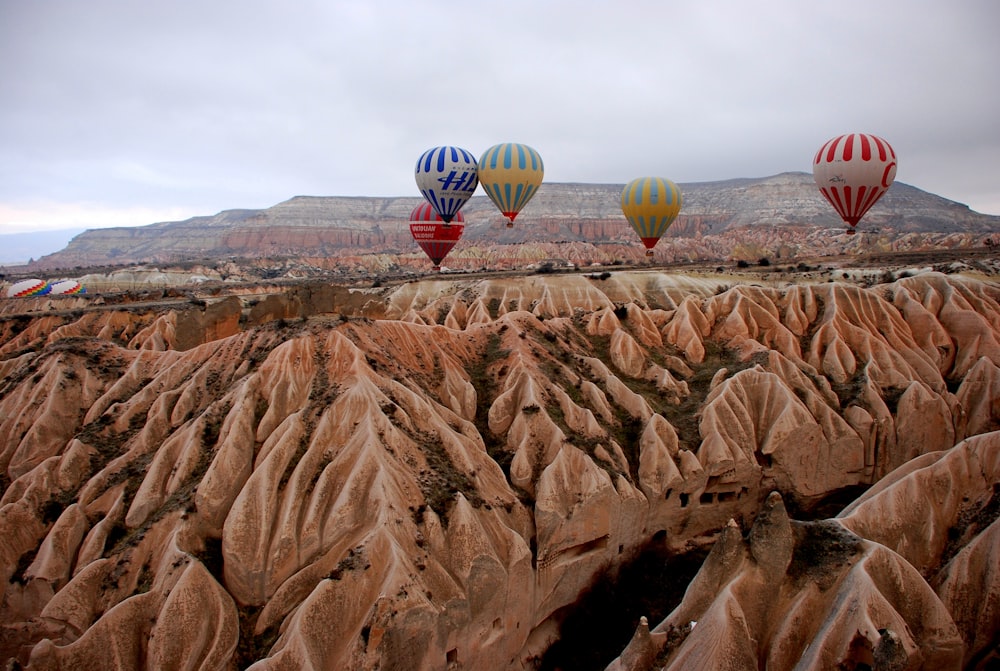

[1,0,998,235]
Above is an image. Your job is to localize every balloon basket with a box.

[845,228,857,236]
[506,221,514,229]
[645,250,654,257]
[433,265,441,272]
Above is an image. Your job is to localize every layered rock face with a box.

[0,270,998,670]
[26,174,1000,271]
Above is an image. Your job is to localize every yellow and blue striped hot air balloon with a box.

[478,143,544,228]
[620,177,683,256]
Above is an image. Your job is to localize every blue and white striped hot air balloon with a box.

[414,146,479,224]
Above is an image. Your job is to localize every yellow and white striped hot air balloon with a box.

[620,177,683,256]
[478,143,544,228]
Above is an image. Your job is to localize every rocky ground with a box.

[0,254,998,670]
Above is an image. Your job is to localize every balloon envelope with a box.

[408,202,464,224]
[409,202,465,270]
[813,133,897,233]
[477,143,544,226]
[414,146,479,223]
[50,280,86,295]
[409,222,464,270]
[620,177,683,255]
[6,279,51,298]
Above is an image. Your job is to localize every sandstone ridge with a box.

[22,174,1000,272]
[0,269,998,670]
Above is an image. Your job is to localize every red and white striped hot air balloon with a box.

[813,133,897,235]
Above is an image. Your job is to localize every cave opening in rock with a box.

[785,483,872,521]
[538,539,710,671]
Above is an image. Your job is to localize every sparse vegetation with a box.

[415,430,484,523]
[9,548,38,585]
[660,342,765,452]
[788,519,864,585]
[191,537,225,584]
[468,331,513,480]
[328,546,369,580]
[233,605,281,669]
[828,370,869,410]
[941,483,1000,567]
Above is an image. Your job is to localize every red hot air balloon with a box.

[813,133,897,235]
[409,202,465,271]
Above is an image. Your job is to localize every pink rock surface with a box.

[0,270,997,669]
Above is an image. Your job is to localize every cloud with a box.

[0,202,202,235]
[1,0,998,237]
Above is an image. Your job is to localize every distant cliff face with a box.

[29,174,1000,271]
[1,269,999,670]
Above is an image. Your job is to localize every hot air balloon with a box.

[620,177,683,256]
[477,143,544,227]
[409,203,465,271]
[50,280,86,295]
[6,279,51,298]
[813,133,897,235]
[414,146,479,223]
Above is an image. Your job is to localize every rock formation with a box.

[19,174,1000,272]
[0,268,998,670]
[607,431,999,671]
